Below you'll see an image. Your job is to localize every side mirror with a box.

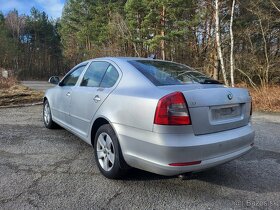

[48,76,60,85]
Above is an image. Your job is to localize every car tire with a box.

[43,99,58,129]
[94,124,128,179]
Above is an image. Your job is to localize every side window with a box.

[81,62,110,87]
[60,65,86,86]
[100,65,119,88]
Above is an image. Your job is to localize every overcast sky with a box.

[0,0,65,19]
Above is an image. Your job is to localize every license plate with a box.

[211,104,241,120]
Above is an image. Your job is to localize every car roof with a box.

[83,57,165,63]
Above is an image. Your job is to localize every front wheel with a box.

[94,124,128,179]
[43,100,58,129]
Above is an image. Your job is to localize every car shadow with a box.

[123,168,175,181]
[193,147,280,193]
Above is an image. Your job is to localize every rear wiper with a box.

[199,79,223,84]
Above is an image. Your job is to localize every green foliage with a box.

[0,0,279,84]
[59,0,125,61]
[0,12,17,68]
[141,0,198,53]
[0,8,65,79]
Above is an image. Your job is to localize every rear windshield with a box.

[128,60,221,86]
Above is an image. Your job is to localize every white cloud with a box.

[35,0,64,19]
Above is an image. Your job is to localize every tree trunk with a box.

[230,0,236,87]
[160,5,166,60]
[213,53,219,80]
[215,0,229,86]
[259,18,270,86]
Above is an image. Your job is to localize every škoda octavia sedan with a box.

[44,57,255,179]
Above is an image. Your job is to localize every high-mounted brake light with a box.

[154,92,191,125]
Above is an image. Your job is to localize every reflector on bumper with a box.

[168,161,201,167]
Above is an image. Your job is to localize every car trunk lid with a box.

[158,84,251,135]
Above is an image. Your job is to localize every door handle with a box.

[97,88,104,92]
[66,92,71,96]
[93,95,101,103]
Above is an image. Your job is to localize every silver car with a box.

[44,57,255,179]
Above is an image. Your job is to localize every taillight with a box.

[154,92,191,125]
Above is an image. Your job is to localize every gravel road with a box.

[0,106,280,209]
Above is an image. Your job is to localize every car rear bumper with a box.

[113,123,255,176]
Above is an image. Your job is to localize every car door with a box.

[69,61,121,138]
[51,65,87,126]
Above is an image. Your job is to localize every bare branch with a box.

[236,68,259,91]
[270,0,280,13]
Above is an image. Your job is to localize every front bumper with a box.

[113,123,255,176]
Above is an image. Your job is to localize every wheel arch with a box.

[90,116,129,170]
[91,117,111,147]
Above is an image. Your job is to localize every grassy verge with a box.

[0,77,43,107]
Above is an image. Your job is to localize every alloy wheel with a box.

[44,102,51,125]
[96,132,115,171]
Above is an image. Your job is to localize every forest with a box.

[0,0,279,88]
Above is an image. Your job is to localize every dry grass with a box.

[0,76,18,89]
[0,84,44,106]
[240,85,280,113]
[0,76,43,106]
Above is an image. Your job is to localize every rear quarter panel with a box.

[94,87,160,131]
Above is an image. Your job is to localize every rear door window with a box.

[100,65,119,88]
[81,61,110,87]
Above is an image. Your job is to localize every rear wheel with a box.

[43,100,57,129]
[94,124,128,179]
